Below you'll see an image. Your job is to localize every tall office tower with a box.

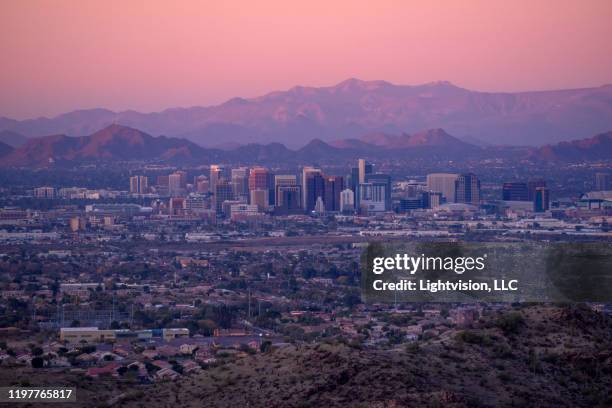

[274,175,297,204]
[533,187,550,212]
[130,175,148,194]
[454,173,481,205]
[250,189,269,211]
[248,167,269,190]
[365,173,391,211]
[214,180,234,214]
[595,173,611,191]
[502,182,529,201]
[210,165,227,194]
[527,179,547,201]
[305,172,325,212]
[267,172,276,206]
[323,175,344,212]
[426,173,459,203]
[231,167,250,200]
[340,188,355,213]
[358,159,372,183]
[350,167,359,191]
[302,166,322,210]
[195,175,209,193]
[276,185,302,214]
[168,173,183,196]
[173,170,188,188]
[359,182,387,214]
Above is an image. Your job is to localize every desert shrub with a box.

[456,330,491,345]
[495,312,525,335]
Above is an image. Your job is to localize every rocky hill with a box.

[121,305,611,408]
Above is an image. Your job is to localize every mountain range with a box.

[0,124,609,168]
[0,124,215,167]
[1,79,612,147]
[0,130,28,147]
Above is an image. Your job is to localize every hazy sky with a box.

[1,0,611,119]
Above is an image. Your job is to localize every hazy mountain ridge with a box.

[0,130,28,147]
[529,131,612,161]
[0,124,219,167]
[0,124,609,168]
[333,128,473,149]
[0,141,13,158]
[2,79,612,147]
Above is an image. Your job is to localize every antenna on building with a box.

[31,296,37,327]
[247,289,251,319]
[111,294,116,326]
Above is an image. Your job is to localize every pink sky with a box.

[1,0,611,119]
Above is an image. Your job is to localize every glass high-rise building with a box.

[302,167,322,211]
[534,187,550,212]
[214,180,234,214]
[323,175,344,212]
[454,173,480,205]
[365,173,391,211]
[502,182,529,201]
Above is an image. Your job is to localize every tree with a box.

[31,357,44,368]
[31,346,43,356]
[260,340,272,353]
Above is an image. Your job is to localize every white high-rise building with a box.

[340,188,355,213]
[314,196,326,214]
[210,165,228,195]
[168,173,183,196]
[426,173,459,203]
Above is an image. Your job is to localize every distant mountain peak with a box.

[304,138,330,147]
[0,124,208,167]
[407,128,466,146]
[333,78,393,92]
[352,128,470,149]
[423,80,458,88]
